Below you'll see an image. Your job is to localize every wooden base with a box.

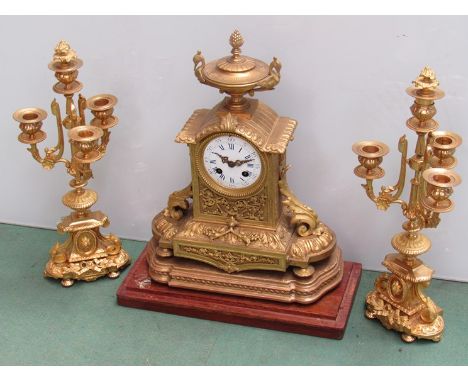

[117,244,362,339]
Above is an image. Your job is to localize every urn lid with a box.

[193,30,282,112]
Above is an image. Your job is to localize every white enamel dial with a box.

[203,135,263,189]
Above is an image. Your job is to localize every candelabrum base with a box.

[45,248,130,286]
[44,211,131,286]
[365,269,444,343]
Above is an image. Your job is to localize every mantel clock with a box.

[147,31,344,303]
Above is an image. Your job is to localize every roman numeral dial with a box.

[202,134,263,190]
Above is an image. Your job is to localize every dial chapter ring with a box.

[195,132,267,198]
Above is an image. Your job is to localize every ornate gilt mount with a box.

[279,161,318,236]
[12,41,130,287]
[165,184,193,220]
[192,30,282,112]
[146,30,343,304]
[353,67,462,342]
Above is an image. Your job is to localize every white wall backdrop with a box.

[0,16,466,280]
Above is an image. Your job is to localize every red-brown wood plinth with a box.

[117,244,362,339]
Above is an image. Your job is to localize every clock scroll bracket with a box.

[279,158,319,238]
[164,183,193,221]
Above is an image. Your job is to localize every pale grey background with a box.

[0,16,466,280]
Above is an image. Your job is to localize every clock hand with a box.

[214,152,238,168]
[233,158,255,167]
[214,152,229,164]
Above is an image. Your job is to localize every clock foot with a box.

[401,333,416,343]
[155,247,172,257]
[61,279,75,288]
[108,271,120,279]
[293,265,315,278]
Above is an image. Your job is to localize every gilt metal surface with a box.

[353,67,462,342]
[147,31,343,303]
[12,41,130,287]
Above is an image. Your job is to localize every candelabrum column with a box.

[12,41,130,287]
[352,67,461,343]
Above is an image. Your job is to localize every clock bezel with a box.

[195,132,267,198]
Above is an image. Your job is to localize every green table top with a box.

[0,223,467,365]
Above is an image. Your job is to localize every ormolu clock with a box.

[146,31,344,303]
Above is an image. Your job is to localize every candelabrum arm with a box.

[419,133,433,206]
[42,100,70,169]
[78,94,86,125]
[418,134,442,229]
[25,100,70,170]
[98,130,111,153]
[49,99,65,158]
[27,144,45,164]
[363,135,408,211]
[64,95,82,129]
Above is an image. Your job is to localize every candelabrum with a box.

[12,41,130,287]
[352,67,462,343]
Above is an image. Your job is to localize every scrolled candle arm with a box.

[364,135,408,211]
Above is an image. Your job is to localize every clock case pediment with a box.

[175,98,297,155]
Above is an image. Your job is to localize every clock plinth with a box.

[146,204,343,303]
[147,241,343,304]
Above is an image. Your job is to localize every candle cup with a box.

[13,107,48,144]
[410,101,437,123]
[405,84,444,134]
[48,58,83,95]
[352,140,389,179]
[422,168,461,213]
[429,131,462,169]
[69,125,103,164]
[87,94,119,129]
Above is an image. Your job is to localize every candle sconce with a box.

[13,41,130,287]
[352,67,461,342]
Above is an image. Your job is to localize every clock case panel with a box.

[186,99,290,231]
[191,136,281,229]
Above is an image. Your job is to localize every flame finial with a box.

[229,30,244,60]
[52,40,77,64]
[413,66,439,91]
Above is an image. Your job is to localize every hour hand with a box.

[214,152,229,164]
[234,158,254,166]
